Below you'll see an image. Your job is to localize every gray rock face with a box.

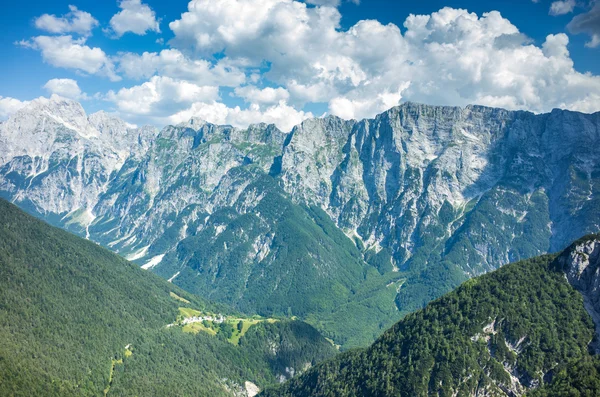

[0,96,158,224]
[1,96,599,347]
[279,104,600,278]
[87,116,287,260]
[558,236,600,353]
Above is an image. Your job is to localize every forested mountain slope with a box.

[0,199,336,396]
[262,235,600,397]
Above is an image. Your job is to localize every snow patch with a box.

[108,232,134,247]
[126,245,150,261]
[141,254,165,270]
[168,271,180,283]
[214,224,226,236]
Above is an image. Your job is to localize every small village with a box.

[181,313,226,325]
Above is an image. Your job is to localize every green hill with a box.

[0,199,336,396]
[262,236,600,397]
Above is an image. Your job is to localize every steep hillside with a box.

[528,356,600,396]
[0,199,336,396]
[2,96,599,348]
[262,235,600,397]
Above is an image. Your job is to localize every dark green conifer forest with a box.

[0,199,336,396]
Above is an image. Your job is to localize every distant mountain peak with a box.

[176,117,208,131]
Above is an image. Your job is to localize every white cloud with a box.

[43,78,87,100]
[568,3,600,48]
[106,76,311,130]
[234,86,290,105]
[169,0,343,66]
[286,80,333,104]
[108,0,160,37]
[106,76,219,116]
[588,35,600,48]
[22,2,597,130]
[0,97,29,119]
[305,0,340,5]
[34,5,98,36]
[167,3,600,117]
[304,0,360,6]
[169,101,313,131]
[117,49,245,86]
[19,36,120,81]
[329,83,410,120]
[549,0,576,16]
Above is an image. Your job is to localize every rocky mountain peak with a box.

[176,117,208,131]
[88,110,132,131]
[0,96,159,217]
[560,236,600,281]
[13,95,98,138]
[240,123,285,146]
[23,94,86,116]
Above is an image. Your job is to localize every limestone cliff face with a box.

[277,104,600,284]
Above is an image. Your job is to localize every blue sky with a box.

[1,0,599,130]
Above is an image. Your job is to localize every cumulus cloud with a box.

[18,2,598,130]
[18,36,120,81]
[169,0,343,66]
[168,101,313,131]
[108,0,160,37]
[34,5,98,36]
[168,0,407,117]
[568,3,600,48]
[305,0,341,5]
[329,84,410,120]
[0,97,29,119]
[117,49,245,86]
[166,2,600,118]
[43,78,87,100]
[106,76,311,130]
[305,0,360,6]
[549,0,576,16]
[106,76,219,117]
[234,86,290,105]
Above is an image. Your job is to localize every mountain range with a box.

[1,95,599,348]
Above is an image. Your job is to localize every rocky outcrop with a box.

[557,235,600,353]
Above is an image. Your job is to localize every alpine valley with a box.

[1,95,600,350]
